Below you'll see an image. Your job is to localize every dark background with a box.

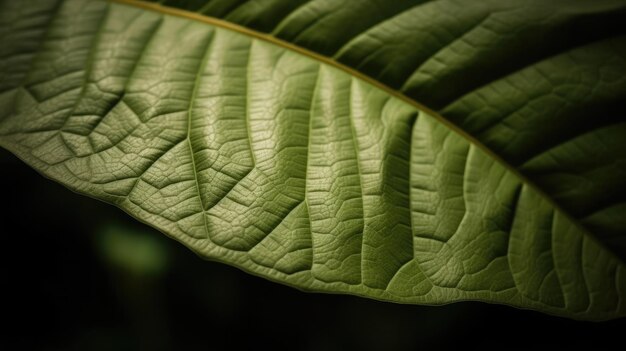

[1,148,624,350]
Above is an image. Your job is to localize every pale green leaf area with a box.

[1,0,625,320]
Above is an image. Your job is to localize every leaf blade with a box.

[1,0,624,320]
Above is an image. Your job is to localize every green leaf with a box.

[1,0,625,320]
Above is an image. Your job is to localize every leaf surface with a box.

[0,0,625,320]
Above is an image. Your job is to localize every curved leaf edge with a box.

[3,125,624,322]
[1,0,624,321]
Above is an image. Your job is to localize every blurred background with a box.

[1,147,624,350]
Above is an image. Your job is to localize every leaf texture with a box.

[0,0,624,320]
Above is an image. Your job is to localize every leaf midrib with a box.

[109,0,612,260]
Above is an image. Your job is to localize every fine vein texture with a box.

[147,0,626,260]
[0,0,625,320]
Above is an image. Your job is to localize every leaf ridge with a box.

[185,27,215,239]
[345,76,366,285]
[59,3,110,137]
